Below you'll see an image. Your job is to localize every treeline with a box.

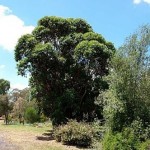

[0,82,45,124]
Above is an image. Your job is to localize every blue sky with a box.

[0,0,150,89]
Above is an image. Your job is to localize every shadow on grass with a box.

[62,143,91,149]
[36,129,91,149]
[36,129,54,141]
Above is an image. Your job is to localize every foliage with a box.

[10,88,33,121]
[15,16,115,125]
[0,79,10,95]
[25,107,39,123]
[103,124,150,150]
[10,88,45,123]
[0,95,13,124]
[91,119,106,140]
[102,129,140,150]
[12,97,27,119]
[130,119,150,141]
[0,79,12,124]
[102,25,150,131]
[40,113,48,122]
[54,120,97,147]
[138,140,150,150]
[10,88,30,102]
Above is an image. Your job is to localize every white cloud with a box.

[143,0,150,4]
[11,83,28,90]
[133,0,142,4]
[0,5,34,51]
[133,0,150,4]
[0,65,5,69]
[133,0,141,4]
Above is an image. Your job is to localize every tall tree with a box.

[102,25,150,131]
[15,16,115,125]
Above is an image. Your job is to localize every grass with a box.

[0,120,81,150]
[0,122,52,133]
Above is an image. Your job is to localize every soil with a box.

[0,134,19,150]
[0,120,90,150]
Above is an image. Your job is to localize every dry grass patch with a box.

[0,120,86,150]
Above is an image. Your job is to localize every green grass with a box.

[0,120,70,150]
[0,122,52,133]
[0,120,91,150]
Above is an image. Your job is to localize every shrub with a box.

[92,120,106,140]
[25,107,39,123]
[130,119,150,141]
[40,113,47,123]
[102,118,150,150]
[138,140,150,150]
[54,120,95,147]
[102,129,140,150]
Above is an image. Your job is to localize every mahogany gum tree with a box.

[15,16,115,125]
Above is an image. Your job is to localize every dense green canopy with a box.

[15,16,115,125]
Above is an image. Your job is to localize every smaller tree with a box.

[0,79,12,124]
[11,88,30,119]
[12,97,27,119]
[102,25,150,131]
[0,95,13,124]
[0,79,10,95]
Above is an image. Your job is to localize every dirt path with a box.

[0,120,89,150]
[0,134,19,150]
[0,131,92,150]
[0,130,82,150]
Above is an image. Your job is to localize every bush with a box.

[40,113,47,123]
[54,120,95,147]
[138,140,150,150]
[102,118,150,150]
[130,119,150,141]
[102,129,140,150]
[92,120,106,140]
[25,107,39,123]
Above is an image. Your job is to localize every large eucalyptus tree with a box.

[15,16,115,125]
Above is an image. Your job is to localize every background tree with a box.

[0,79,12,124]
[10,88,30,102]
[102,25,150,131]
[12,96,27,119]
[0,79,10,95]
[9,88,22,102]
[10,88,39,122]
[15,16,115,125]
[0,95,13,124]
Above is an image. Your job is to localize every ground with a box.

[0,120,90,150]
[0,134,18,150]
